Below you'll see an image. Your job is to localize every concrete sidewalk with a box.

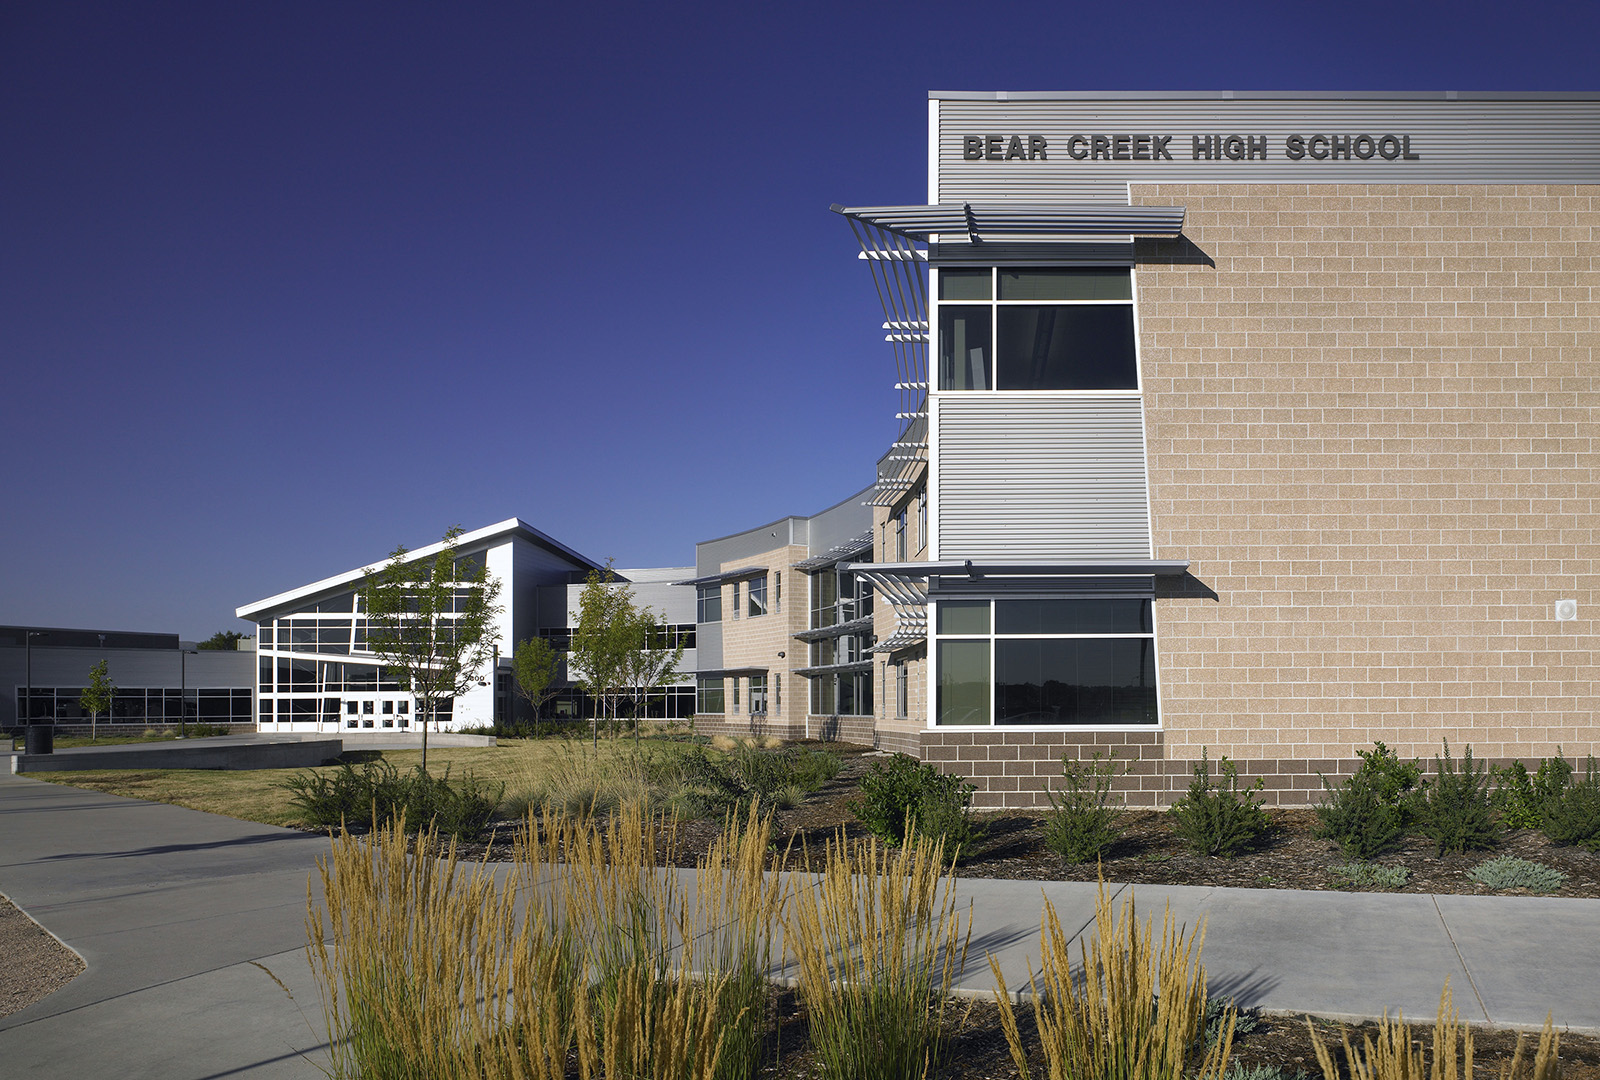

[3,772,1598,1080]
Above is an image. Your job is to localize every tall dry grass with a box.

[783,827,972,1080]
[311,805,745,1080]
[991,881,1234,1080]
[684,802,789,1079]
[1307,980,1560,1080]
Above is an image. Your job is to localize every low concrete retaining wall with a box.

[10,737,345,773]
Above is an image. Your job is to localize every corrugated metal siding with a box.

[936,395,1151,560]
[937,99,1600,200]
[931,241,1133,265]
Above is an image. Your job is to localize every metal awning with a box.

[792,533,873,573]
[793,661,874,678]
[671,565,768,587]
[688,666,769,678]
[831,202,1186,242]
[847,559,1191,578]
[792,616,874,643]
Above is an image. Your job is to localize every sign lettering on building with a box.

[960,134,1421,162]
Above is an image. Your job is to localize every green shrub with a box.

[1543,754,1600,851]
[1418,741,1499,855]
[1313,742,1423,860]
[1467,855,1567,893]
[849,754,979,851]
[1491,761,1543,829]
[283,760,503,840]
[1168,750,1271,857]
[1329,862,1411,890]
[1200,997,1261,1054]
[184,723,232,738]
[1042,752,1126,863]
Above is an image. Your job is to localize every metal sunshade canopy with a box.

[830,202,1185,241]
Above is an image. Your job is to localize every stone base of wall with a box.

[11,721,257,740]
[690,714,809,741]
[907,728,1536,811]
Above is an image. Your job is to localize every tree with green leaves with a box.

[620,606,685,738]
[566,563,636,745]
[197,630,247,650]
[80,659,115,742]
[359,526,503,773]
[511,636,561,724]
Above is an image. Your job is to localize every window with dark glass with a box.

[697,676,725,714]
[936,267,1137,391]
[748,575,768,617]
[696,585,721,622]
[935,598,1157,726]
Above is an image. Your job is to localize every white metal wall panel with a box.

[936,395,1151,561]
[936,98,1600,201]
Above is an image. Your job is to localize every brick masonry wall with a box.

[1126,183,1599,773]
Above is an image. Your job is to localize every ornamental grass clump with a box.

[684,802,789,1080]
[1307,979,1560,1080]
[311,802,747,1080]
[783,826,972,1080]
[991,880,1236,1080]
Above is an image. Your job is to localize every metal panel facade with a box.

[936,96,1600,202]
[935,395,1151,560]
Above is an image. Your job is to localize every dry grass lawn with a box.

[26,737,690,828]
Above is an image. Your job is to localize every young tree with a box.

[511,636,561,724]
[80,659,115,743]
[566,564,636,746]
[360,526,503,773]
[620,607,685,740]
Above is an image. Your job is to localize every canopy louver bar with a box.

[830,202,1186,241]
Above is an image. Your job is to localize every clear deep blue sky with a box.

[3,1,1596,640]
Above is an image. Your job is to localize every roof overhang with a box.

[847,559,1191,578]
[671,565,769,588]
[831,202,1185,242]
[236,518,605,621]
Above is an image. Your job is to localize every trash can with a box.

[24,724,54,755]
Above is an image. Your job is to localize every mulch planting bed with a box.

[463,750,1600,899]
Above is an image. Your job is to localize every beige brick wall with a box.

[1127,183,1599,774]
[694,545,811,739]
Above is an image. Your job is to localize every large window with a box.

[696,677,725,714]
[937,268,1137,391]
[748,574,768,617]
[749,675,768,715]
[934,598,1157,726]
[696,585,722,623]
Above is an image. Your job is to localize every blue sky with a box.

[3,0,1596,640]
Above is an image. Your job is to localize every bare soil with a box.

[0,895,83,1019]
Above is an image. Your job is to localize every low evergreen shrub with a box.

[1168,749,1271,857]
[1543,754,1600,851]
[849,754,979,851]
[1491,761,1543,829]
[1042,752,1126,863]
[1418,741,1499,855]
[1313,743,1421,860]
[1328,862,1411,890]
[1467,855,1567,893]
